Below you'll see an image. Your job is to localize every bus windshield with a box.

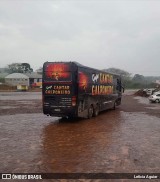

[44,63,72,81]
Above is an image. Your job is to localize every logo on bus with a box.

[45,85,71,95]
[46,86,52,90]
[92,74,99,83]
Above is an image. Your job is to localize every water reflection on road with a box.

[0,92,41,100]
[42,110,122,173]
[42,110,160,173]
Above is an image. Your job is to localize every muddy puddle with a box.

[0,106,17,109]
[134,96,150,105]
[0,111,159,174]
[134,96,160,110]
[0,92,41,100]
[0,91,159,181]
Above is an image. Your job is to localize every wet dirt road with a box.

[0,91,160,181]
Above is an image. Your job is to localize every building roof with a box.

[25,72,42,79]
[5,73,29,79]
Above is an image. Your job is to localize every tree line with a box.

[1,63,42,74]
[104,68,159,89]
[0,63,159,89]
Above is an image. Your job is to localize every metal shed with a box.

[25,72,42,86]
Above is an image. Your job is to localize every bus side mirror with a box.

[121,86,124,93]
[122,87,125,93]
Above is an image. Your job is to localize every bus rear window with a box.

[44,71,72,81]
[44,63,72,81]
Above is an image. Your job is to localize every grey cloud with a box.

[0,0,160,76]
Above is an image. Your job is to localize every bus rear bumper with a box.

[43,106,76,118]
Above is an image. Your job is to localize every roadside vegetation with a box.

[104,68,160,89]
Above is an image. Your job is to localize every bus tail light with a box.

[72,96,76,106]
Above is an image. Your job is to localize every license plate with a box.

[54,108,60,112]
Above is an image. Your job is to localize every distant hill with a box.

[144,76,160,82]
[0,68,9,73]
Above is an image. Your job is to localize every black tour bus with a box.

[42,62,124,118]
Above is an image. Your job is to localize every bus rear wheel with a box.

[112,101,116,110]
[155,99,160,103]
[88,105,93,119]
[93,104,99,117]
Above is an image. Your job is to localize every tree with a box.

[132,74,145,83]
[36,67,42,74]
[102,67,132,89]
[7,63,33,73]
[21,63,33,73]
[103,68,131,78]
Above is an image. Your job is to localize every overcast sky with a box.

[0,0,160,76]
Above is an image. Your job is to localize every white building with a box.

[5,73,29,86]
[25,72,42,85]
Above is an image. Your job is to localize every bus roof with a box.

[43,61,121,77]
